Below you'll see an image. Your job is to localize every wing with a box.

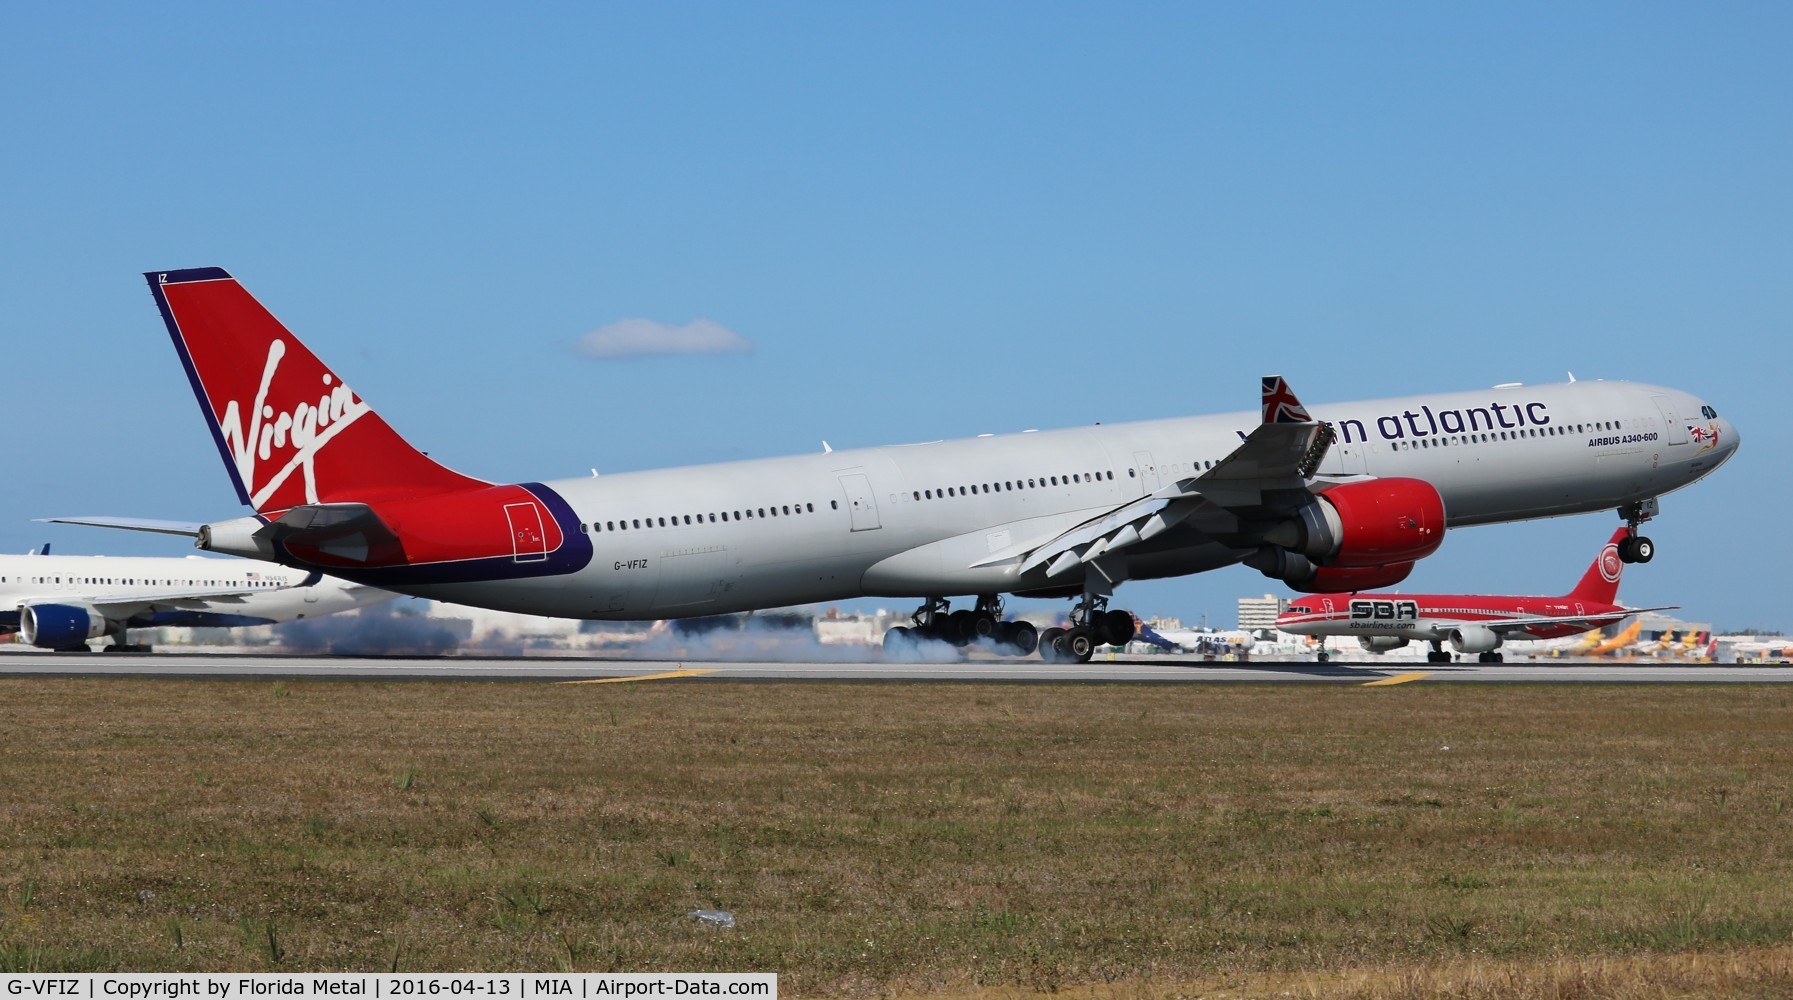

[992,375,1335,580]
[17,580,312,620]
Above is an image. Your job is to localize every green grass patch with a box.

[1,680,1792,993]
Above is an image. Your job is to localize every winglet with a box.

[1261,376,1313,424]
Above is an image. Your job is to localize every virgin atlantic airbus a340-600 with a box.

[49,268,1738,662]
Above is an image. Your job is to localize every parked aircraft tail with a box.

[1590,619,1644,656]
[146,268,486,514]
[1565,527,1632,605]
[1128,613,1179,652]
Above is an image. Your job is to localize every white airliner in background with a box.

[0,549,396,651]
[1130,616,1257,655]
[48,268,1739,662]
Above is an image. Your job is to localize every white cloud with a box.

[573,317,752,359]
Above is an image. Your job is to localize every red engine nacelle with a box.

[1292,561,1416,594]
[1309,478,1445,566]
[1248,478,1444,588]
[1266,478,1445,566]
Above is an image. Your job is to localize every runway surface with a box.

[1,649,1788,683]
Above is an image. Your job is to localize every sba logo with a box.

[1350,599,1418,621]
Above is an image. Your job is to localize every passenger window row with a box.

[1390,420,1627,451]
[583,501,821,534]
[911,470,1115,502]
[7,577,274,587]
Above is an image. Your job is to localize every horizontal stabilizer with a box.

[1488,605,1681,636]
[37,516,205,537]
[254,504,401,564]
[257,503,392,543]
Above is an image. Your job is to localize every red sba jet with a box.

[1274,527,1675,663]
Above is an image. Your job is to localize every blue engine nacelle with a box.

[20,604,110,649]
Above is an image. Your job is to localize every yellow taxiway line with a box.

[1361,672,1432,687]
[563,668,718,685]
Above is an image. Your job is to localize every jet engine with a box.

[1247,478,1445,589]
[1359,635,1410,653]
[20,604,111,649]
[1302,562,1416,593]
[1448,624,1501,654]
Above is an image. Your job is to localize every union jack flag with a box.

[1261,375,1312,424]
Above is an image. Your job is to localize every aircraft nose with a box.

[1721,415,1741,457]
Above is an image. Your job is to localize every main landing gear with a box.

[103,627,152,654]
[883,595,1038,658]
[1422,640,1500,664]
[1618,499,1658,564]
[1038,593,1136,664]
[881,592,1144,664]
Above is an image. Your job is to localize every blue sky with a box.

[3,4,1786,630]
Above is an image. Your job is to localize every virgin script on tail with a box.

[218,337,371,508]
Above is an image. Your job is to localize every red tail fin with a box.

[1566,527,1631,604]
[148,269,485,513]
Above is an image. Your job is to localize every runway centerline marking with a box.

[564,668,718,685]
[1362,672,1432,687]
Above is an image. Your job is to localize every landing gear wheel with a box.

[883,626,915,656]
[1618,535,1655,563]
[967,611,998,643]
[1098,610,1136,647]
[1427,650,1451,664]
[1038,627,1067,663]
[1618,500,1659,563]
[1064,627,1096,663]
[1317,650,1330,663]
[946,610,975,645]
[1477,651,1503,664]
[1006,621,1038,656]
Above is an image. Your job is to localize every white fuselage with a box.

[389,379,1734,620]
[0,553,395,638]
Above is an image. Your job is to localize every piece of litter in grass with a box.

[689,909,735,929]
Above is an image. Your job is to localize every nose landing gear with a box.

[1618,499,1659,564]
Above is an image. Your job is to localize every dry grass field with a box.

[2,679,1792,998]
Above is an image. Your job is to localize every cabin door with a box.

[838,473,882,531]
[506,502,549,562]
